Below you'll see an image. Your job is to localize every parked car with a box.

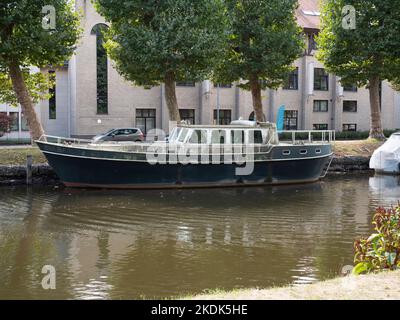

[92,128,144,143]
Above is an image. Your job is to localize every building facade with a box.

[1,0,400,142]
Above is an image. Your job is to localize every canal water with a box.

[0,175,399,299]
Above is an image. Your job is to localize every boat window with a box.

[315,149,322,154]
[231,130,245,144]
[300,150,308,155]
[189,130,208,144]
[248,130,263,144]
[169,128,181,142]
[211,130,226,144]
[282,150,291,156]
[178,128,189,142]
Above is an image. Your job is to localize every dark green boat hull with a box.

[37,142,332,189]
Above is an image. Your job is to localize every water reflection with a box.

[0,175,399,299]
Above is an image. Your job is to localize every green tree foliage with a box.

[0,1,80,140]
[0,69,55,106]
[317,0,400,140]
[94,0,227,122]
[214,0,303,122]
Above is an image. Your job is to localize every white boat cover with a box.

[370,133,400,174]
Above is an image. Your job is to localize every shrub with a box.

[0,113,11,137]
[353,205,400,275]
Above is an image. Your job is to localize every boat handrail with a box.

[36,130,334,156]
[278,130,335,144]
[36,135,92,145]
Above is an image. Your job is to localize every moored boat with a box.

[35,121,334,189]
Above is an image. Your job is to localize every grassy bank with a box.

[0,140,385,166]
[186,270,400,300]
[333,139,384,157]
[0,147,47,165]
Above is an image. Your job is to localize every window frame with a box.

[343,124,357,132]
[135,108,156,135]
[343,100,358,113]
[283,67,299,90]
[213,109,232,125]
[313,124,329,130]
[314,68,329,91]
[176,81,195,87]
[313,100,329,113]
[48,70,56,120]
[179,109,195,125]
[284,110,298,130]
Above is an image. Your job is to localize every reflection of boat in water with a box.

[369,175,400,193]
[35,121,334,189]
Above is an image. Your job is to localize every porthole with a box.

[282,150,291,156]
[300,150,308,155]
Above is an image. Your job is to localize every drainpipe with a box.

[235,85,240,120]
[331,75,337,131]
[160,84,164,131]
[300,55,307,130]
[268,89,275,123]
[199,82,203,124]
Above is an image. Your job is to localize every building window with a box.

[91,23,109,115]
[313,100,329,112]
[214,83,232,88]
[343,124,357,132]
[9,112,19,131]
[343,84,358,92]
[343,100,358,112]
[313,124,328,130]
[21,113,29,131]
[314,68,329,91]
[213,109,232,125]
[284,110,298,130]
[176,81,195,87]
[283,67,299,90]
[136,109,156,135]
[49,70,56,119]
[179,109,195,124]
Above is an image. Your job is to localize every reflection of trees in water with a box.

[0,178,390,299]
[0,187,74,299]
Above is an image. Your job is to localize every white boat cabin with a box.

[169,121,279,146]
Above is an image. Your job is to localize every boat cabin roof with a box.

[177,121,277,130]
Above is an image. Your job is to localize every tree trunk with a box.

[164,71,181,122]
[249,76,265,122]
[368,76,385,140]
[8,61,44,141]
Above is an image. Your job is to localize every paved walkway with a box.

[187,270,400,300]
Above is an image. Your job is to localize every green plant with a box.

[353,205,400,275]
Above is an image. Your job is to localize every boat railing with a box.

[278,130,335,145]
[36,135,92,145]
[36,131,334,156]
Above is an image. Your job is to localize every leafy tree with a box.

[0,69,55,106]
[0,1,80,140]
[317,0,400,140]
[214,0,303,122]
[94,0,227,122]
